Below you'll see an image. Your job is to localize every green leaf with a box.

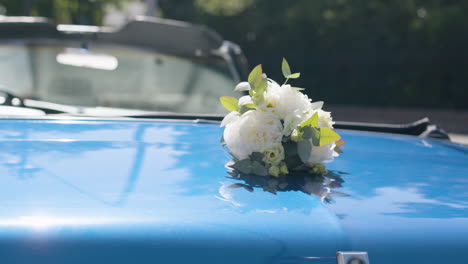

[255,79,268,93]
[232,159,252,174]
[300,112,319,128]
[251,87,266,105]
[248,64,263,88]
[252,161,268,176]
[219,96,238,112]
[284,155,303,169]
[287,72,301,79]
[228,183,245,189]
[336,140,346,148]
[283,141,298,157]
[292,87,305,91]
[282,58,291,78]
[302,126,320,145]
[239,104,255,114]
[302,126,312,139]
[247,65,267,105]
[268,179,278,188]
[250,152,264,162]
[334,139,345,154]
[228,183,254,192]
[297,139,312,163]
[310,127,321,146]
[319,127,341,146]
[334,146,344,154]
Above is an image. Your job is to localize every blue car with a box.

[0,16,467,264]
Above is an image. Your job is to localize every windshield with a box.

[0,40,239,114]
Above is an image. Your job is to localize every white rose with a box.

[263,82,313,119]
[223,110,283,160]
[306,142,339,166]
[220,96,255,127]
[220,111,240,127]
[263,143,285,165]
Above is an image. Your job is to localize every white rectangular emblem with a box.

[336,251,369,264]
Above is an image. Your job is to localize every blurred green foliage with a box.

[160,0,468,109]
[0,0,128,25]
[1,0,466,109]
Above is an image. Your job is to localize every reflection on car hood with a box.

[0,118,467,264]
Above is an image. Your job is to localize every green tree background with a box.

[1,0,467,109]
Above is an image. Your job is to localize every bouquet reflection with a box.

[226,169,350,203]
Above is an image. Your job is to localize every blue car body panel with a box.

[0,118,467,264]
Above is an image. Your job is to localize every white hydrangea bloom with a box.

[282,109,308,136]
[316,109,335,128]
[223,110,283,160]
[262,82,329,136]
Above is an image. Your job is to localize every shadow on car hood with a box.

[0,118,467,264]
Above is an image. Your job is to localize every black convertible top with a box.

[0,16,245,66]
[99,17,224,57]
[0,15,249,80]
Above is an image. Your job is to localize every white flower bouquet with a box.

[220,59,344,177]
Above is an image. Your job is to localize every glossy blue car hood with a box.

[0,118,467,264]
